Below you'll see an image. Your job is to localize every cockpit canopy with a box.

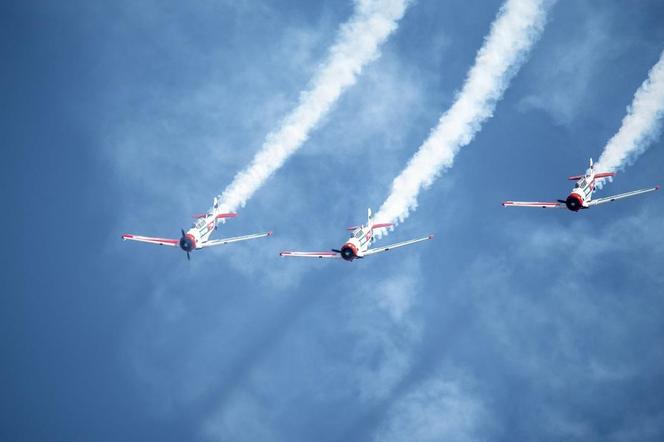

[575,178,587,189]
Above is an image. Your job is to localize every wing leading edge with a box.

[587,186,660,207]
[199,231,272,248]
[121,234,179,246]
[280,251,340,259]
[363,235,434,257]
[502,201,563,209]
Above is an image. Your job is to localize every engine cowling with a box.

[179,234,197,252]
[339,243,358,261]
[565,193,584,212]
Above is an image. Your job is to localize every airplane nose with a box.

[179,235,195,252]
[340,246,356,261]
[565,194,583,212]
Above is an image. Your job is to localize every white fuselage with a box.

[338,224,375,260]
[565,173,599,211]
[181,199,226,251]
[184,216,217,249]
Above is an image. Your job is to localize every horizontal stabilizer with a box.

[193,212,237,219]
[371,223,393,230]
[594,172,616,179]
[568,175,584,181]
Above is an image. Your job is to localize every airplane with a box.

[502,158,660,211]
[280,208,433,261]
[122,197,272,259]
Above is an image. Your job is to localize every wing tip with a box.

[267,231,273,237]
[428,234,434,240]
[656,185,661,191]
[502,201,512,207]
[121,234,132,240]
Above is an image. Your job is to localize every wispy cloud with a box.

[197,255,426,440]
[597,50,664,172]
[516,7,614,125]
[449,208,664,439]
[372,376,489,442]
[218,0,411,213]
[375,0,552,229]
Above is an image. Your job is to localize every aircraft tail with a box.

[367,208,373,226]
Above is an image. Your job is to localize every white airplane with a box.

[122,197,272,260]
[502,158,659,212]
[280,209,433,261]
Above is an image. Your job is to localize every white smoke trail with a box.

[375,0,551,229]
[596,50,664,174]
[218,0,410,212]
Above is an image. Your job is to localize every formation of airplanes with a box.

[123,160,659,260]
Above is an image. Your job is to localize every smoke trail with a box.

[375,0,551,228]
[218,0,410,212]
[596,50,664,173]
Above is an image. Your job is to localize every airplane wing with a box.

[279,251,340,259]
[199,231,272,248]
[587,186,659,207]
[363,235,433,257]
[121,234,179,246]
[502,201,563,209]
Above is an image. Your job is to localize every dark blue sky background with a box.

[2,1,664,441]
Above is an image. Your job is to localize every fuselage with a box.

[565,174,597,211]
[338,225,374,261]
[180,214,217,252]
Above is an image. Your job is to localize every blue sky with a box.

[2,1,664,441]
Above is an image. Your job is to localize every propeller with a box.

[334,246,359,261]
[180,229,191,261]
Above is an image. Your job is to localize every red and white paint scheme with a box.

[122,197,271,260]
[280,208,433,262]
[502,158,660,212]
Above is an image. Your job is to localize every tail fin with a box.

[213,196,219,210]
